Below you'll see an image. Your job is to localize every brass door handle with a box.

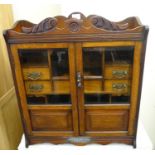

[77,72,82,88]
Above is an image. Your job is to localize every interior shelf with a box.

[84,93,130,105]
[84,76,103,80]
[27,94,71,105]
[52,76,70,80]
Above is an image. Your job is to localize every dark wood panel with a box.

[29,109,73,132]
[85,109,129,132]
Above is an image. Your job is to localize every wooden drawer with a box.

[25,81,52,94]
[23,68,50,80]
[84,80,102,92]
[85,109,129,131]
[29,109,73,131]
[53,80,70,94]
[104,80,130,94]
[104,64,132,79]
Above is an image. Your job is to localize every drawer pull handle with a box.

[29,84,43,92]
[27,72,41,80]
[112,70,128,78]
[112,83,127,90]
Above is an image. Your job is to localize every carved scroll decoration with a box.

[18,13,141,34]
[22,17,57,33]
[91,16,128,31]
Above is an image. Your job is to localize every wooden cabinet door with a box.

[11,43,79,136]
[75,41,142,137]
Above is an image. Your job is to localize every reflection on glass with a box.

[83,46,133,105]
[83,48,103,76]
[27,94,71,105]
[51,49,69,77]
[19,50,48,66]
[47,94,71,104]
[105,47,134,64]
[27,96,46,104]
[111,95,130,104]
[84,94,130,104]
[85,94,110,104]
[20,48,71,106]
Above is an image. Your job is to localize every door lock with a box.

[77,72,82,88]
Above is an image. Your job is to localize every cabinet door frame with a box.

[75,41,142,136]
[10,43,79,136]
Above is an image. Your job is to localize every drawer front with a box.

[104,65,132,79]
[85,109,129,131]
[53,80,70,94]
[84,80,102,92]
[23,68,50,80]
[29,109,73,131]
[25,81,52,94]
[104,80,130,94]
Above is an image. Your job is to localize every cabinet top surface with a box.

[4,12,148,43]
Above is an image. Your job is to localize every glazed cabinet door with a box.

[11,43,79,137]
[75,42,142,137]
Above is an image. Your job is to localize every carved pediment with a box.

[4,12,147,43]
[21,15,130,34]
[9,12,143,34]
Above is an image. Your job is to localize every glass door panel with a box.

[51,48,69,77]
[82,46,134,105]
[84,94,110,104]
[19,48,71,105]
[19,50,48,67]
[83,48,103,76]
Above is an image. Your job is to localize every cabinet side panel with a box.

[128,42,142,135]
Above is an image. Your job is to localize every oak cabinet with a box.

[4,12,148,148]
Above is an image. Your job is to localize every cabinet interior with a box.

[19,46,134,105]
